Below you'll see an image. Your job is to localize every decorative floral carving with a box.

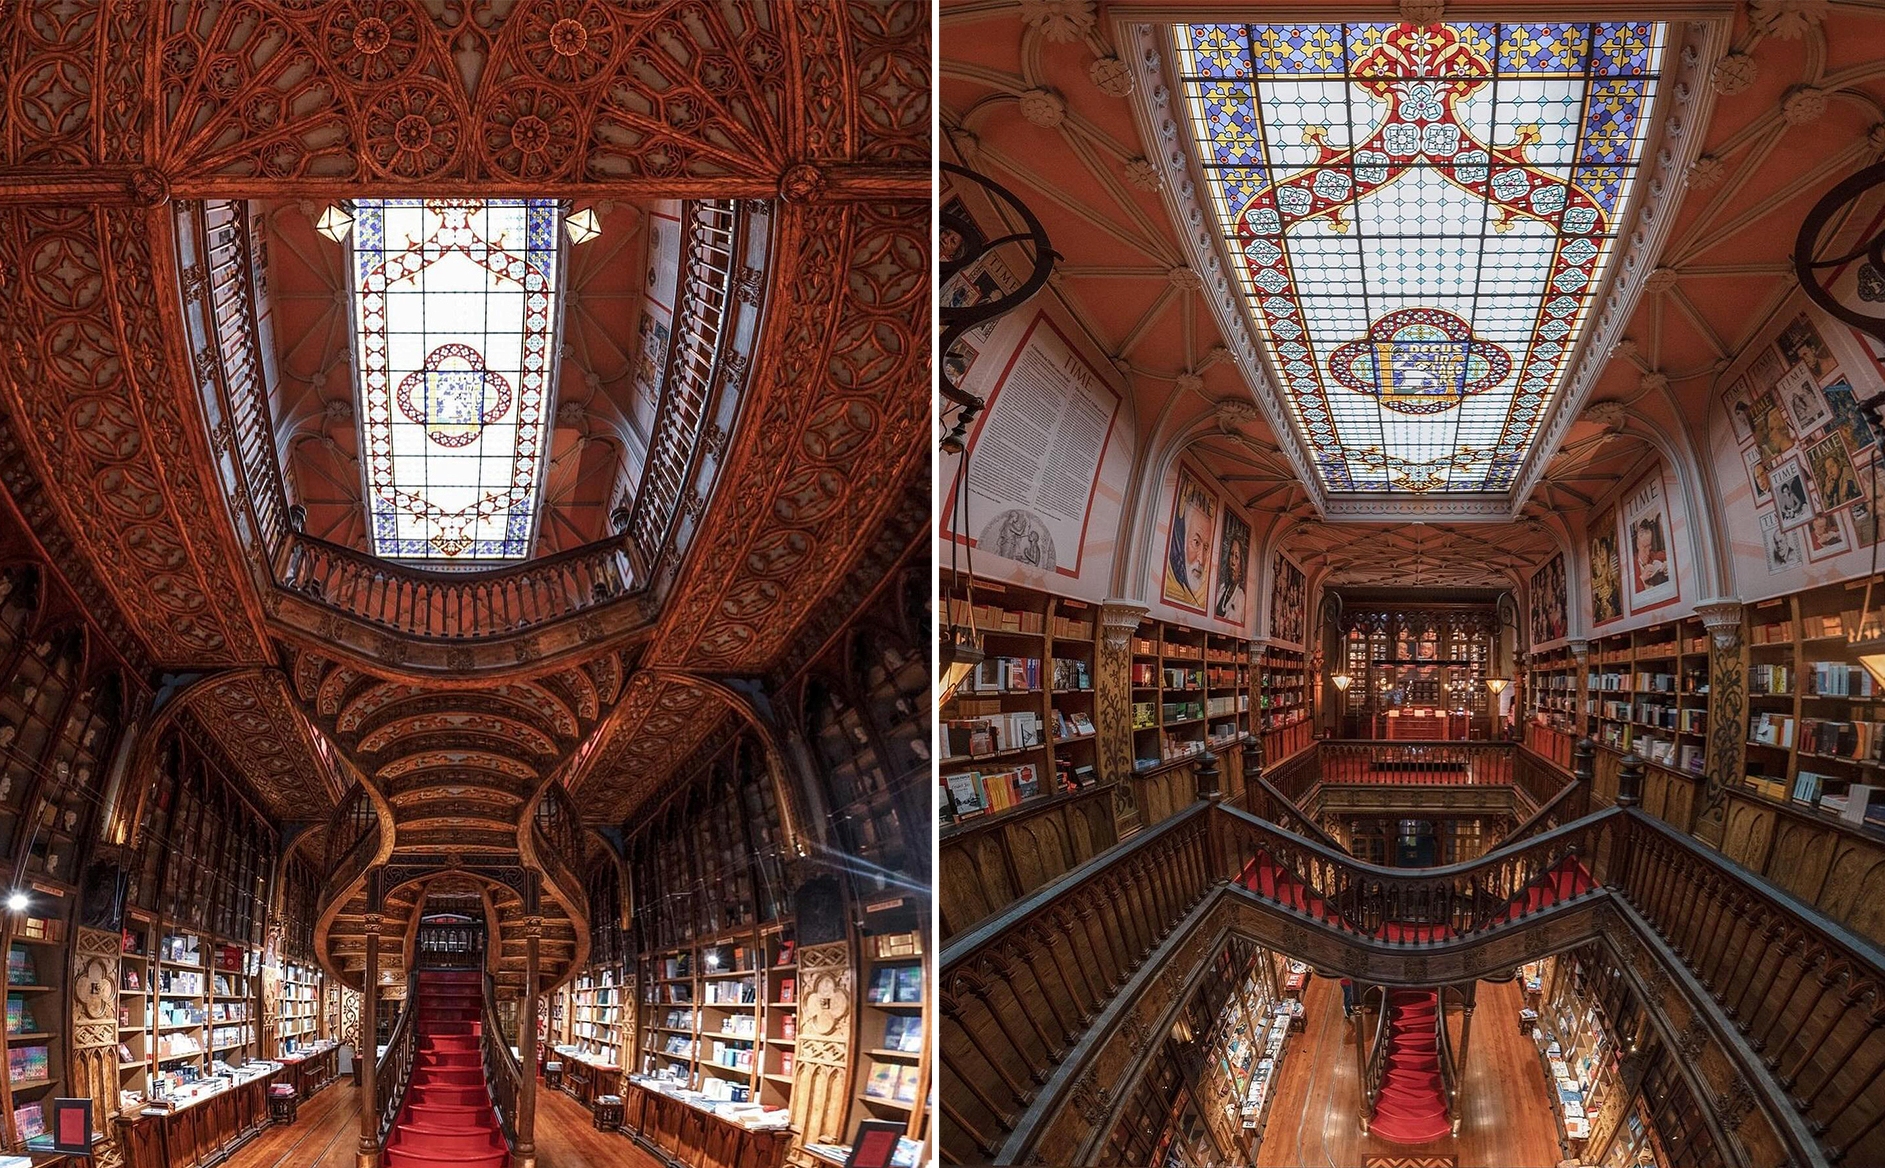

[1712,51,1757,95]
[1019,88,1066,129]
[1018,0,1096,44]
[1748,0,1828,39]
[1687,154,1725,189]
[1089,56,1132,97]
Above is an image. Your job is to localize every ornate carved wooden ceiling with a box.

[0,0,929,828]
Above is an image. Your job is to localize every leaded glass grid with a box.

[1173,21,1664,493]
[352,197,560,561]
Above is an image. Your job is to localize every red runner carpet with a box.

[1369,989,1452,1145]
[386,969,508,1168]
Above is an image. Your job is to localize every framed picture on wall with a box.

[1806,510,1851,562]
[1761,509,1805,572]
[1804,433,1864,510]
[1212,506,1251,626]
[1161,466,1217,613]
[1743,446,1773,505]
[1529,554,1567,645]
[1621,471,1679,612]
[1589,506,1624,626]
[1770,457,1816,532]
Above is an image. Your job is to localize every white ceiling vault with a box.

[941,0,1885,588]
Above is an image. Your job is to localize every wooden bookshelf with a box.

[848,930,928,1141]
[570,963,627,1067]
[3,894,70,1147]
[1257,645,1309,762]
[277,961,323,1055]
[1740,581,1885,822]
[637,933,764,1103]
[1581,617,1711,777]
[1526,645,1582,738]
[758,925,797,1110]
[941,578,1055,821]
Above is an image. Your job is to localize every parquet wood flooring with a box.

[221,1079,659,1167]
[1255,976,1566,1168]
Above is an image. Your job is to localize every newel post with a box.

[1573,737,1596,818]
[1610,753,1645,887]
[1241,747,1266,819]
[1196,750,1231,881]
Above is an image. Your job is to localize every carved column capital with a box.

[1695,599,1744,649]
[1099,598,1149,650]
[1568,639,1591,663]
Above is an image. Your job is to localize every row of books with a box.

[1051,658,1091,691]
[705,1040,754,1070]
[966,656,1042,693]
[943,712,1042,758]
[661,1008,696,1030]
[1751,712,1796,748]
[1206,695,1249,717]
[863,1061,923,1104]
[6,1046,45,1081]
[713,1014,757,1038]
[942,763,1041,818]
[1050,613,1093,640]
[1048,710,1096,740]
[702,980,757,1006]
[163,970,205,995]
[1206,666,1246,687]
[1751,664,1796,695]
[1806,662,1878,697]
[945,599,1042,635]
[882,1015,924,1052]
[1161,700,1205,723]
[864,964,924,1005]
[1796,718,1885,761]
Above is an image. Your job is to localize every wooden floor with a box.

[1256,976,1567,1168]
[220,1079,659,1168]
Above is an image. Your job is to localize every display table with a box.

[619,1077,793,1168]
[115,1066,275,1168]
[552,1046,619,1107]
[278,1041,340,1100]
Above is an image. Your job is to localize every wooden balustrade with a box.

[1614,809,1885,1162]
[939,783,1119,944]
[484,971,524,1149]
[195,200,290,553]
[278,531,635,640]
[940,805,1217,1160]
[376,974,418,1144]
[1219,802,1620,939]
[1316,739,1517,786]
[626,200,739,570]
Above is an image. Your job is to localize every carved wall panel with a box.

[70,926,120,1143]
[1094,621,1132,787]
[788,940,853,1160]
[1697,630,1747,848]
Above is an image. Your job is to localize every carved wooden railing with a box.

[625,200,740,572]
[483,970,523,1151]
[1613,800,1885,1161]
[375,970,419,1144]
[189,199,291,554]
[1499,739,1592,846]
[277,530,635,640]
[1316,739,1517,787]
[415,922,484,970]
[181,197,763,657]
[940,806,1216,1160]
[1220,802,1619,939]
[1434,990,1460,1135]
[1360,986,1389,1127]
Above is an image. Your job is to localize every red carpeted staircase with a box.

[1370,989,1452,1145]
[386,970,508,1168]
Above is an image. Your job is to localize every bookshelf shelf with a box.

[849,930,928,1145]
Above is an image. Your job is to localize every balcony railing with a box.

[181,197,765,661]
[941,752,1881,1166]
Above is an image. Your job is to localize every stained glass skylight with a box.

[352,198,560,561]
[1173,21,1664,493]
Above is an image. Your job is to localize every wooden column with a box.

[517,913,541,1168]
[357,911,381,1168]
[1694,601,1745,848]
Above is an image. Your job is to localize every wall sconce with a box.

[1330,673,1353,692]
[1485,677,1509,695]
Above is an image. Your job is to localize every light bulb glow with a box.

[6,892,27,913]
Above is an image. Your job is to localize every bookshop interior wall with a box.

[942,4,1885,1167]
[0,5,931,1168]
